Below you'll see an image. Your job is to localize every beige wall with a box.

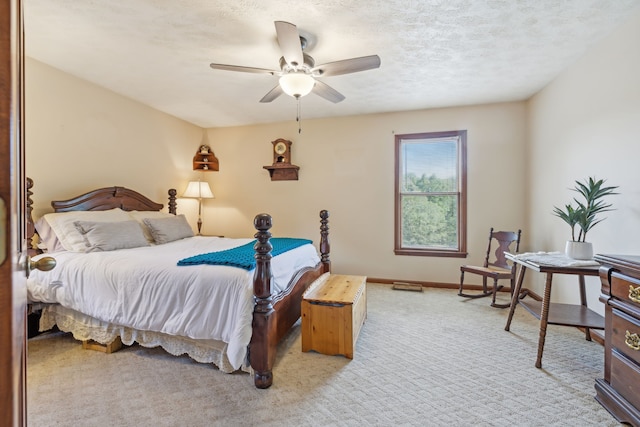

[25,58,204,221]
[25,57,528,286]
[526,9,640,312]
[207,103,527,282]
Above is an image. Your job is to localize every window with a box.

[394,130,467,257]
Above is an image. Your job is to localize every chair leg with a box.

[491,278,511,309]
[459,271,493,299]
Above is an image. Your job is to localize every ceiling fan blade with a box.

[259,85,284,103]
[210,63,278,75]
[311,55,381,77]
[274,21,304,67]
[312,80,345,103]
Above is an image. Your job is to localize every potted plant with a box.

[552,177,618,259]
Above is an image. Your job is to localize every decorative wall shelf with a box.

[263,163,300,181]
[193,145,219,171]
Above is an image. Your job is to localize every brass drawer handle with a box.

[626,330,640,351]
[630,285,640,303]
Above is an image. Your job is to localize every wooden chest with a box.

[301,274,367,359]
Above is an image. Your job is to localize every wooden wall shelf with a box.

[263,138,299,181]
[193,145,219,171]
[263,163,300,181]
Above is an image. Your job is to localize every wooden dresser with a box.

[594,254,640,426]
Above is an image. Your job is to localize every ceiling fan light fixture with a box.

[279,72,315,98]
[210,21,379,104]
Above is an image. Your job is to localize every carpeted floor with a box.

[27,284,621,426]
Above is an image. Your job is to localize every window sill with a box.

[394,249,468,258]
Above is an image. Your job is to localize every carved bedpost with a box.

[26,177,38,256]
[320,210,330,272]
[251,213,276,388]
[168,189,177,215]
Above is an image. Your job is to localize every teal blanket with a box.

[177,237,312,270]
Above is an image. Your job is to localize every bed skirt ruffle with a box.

[39,304,250,374]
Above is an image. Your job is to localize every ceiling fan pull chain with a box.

[296,96,302,133]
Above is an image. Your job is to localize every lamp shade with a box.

[279,72,315,98]
[183,181,214,199]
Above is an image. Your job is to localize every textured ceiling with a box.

[25,0,640,128]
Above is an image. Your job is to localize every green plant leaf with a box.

[555,177,619,242]
[552,203,579,241]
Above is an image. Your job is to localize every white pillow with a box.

[34,216,65,253]
[128,210,175,243]
[142,214,194,244]
[73,220,149,252]
[40,208,132,252]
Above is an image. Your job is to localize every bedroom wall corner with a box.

[25,57,528,287]
[25,57,205,228]
[525,7,640,310]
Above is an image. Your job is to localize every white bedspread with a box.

[27,236,320,369]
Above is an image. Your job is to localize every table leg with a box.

[535,272,553,368]
[505,264,527,331]
[578,274,591,341]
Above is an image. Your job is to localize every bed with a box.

[25,178,330,388]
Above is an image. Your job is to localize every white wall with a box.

[527,9,640,312]
[25,57,528,285]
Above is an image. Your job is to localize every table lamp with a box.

[182,180,214,235]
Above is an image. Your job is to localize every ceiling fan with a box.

[209,21,381,104]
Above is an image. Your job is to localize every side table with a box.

[504,252,603,368]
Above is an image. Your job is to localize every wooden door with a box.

[0,0,26,425]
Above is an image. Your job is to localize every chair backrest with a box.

[484,228,522,270]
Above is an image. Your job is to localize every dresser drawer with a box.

[611,349,640,411]
[611,272,640,310]
[612,308,640,365]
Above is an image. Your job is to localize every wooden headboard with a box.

[51,186,177,213]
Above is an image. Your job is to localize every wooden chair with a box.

[458,228,522,308]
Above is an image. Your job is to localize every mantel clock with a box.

[263,138,300,181]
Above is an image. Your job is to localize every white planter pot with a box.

[565,241,593,260]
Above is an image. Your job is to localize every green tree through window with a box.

[394,131,467,257]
